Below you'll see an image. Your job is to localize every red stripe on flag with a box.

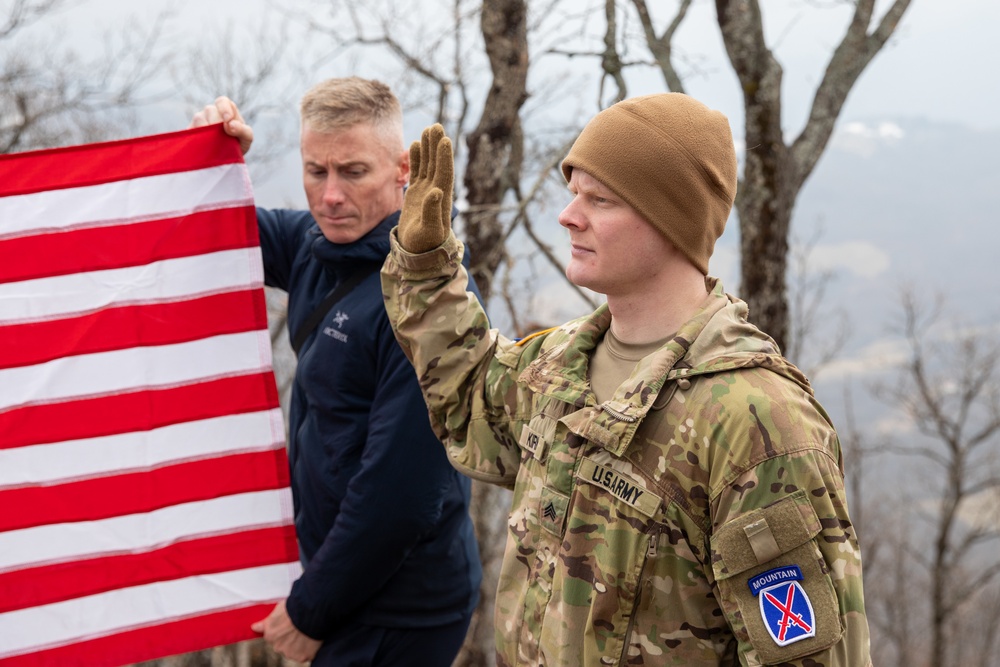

[0,290,269,370]
[0,125,245,198]
[0,207,259,284]
[0,449,290,532]
[0,604,276,667]
[0,126,292,667]
[0,372,280,450]
[0,526,299,614]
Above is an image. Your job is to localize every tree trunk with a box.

[462,0,528,301]
[715,0,792,349]
[715,0,912,352]
[456,1,528,665]
[735,134,794,349]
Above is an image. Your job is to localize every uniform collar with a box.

[519,278,795,456]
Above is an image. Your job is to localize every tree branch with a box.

[630,0,691,92]
[789,0,912,188]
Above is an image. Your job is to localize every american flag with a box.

[0,126,301,666]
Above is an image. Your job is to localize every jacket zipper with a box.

[618,527,660,666]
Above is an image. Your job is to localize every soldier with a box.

[381,93,871,666]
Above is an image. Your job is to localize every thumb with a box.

[222,118,253,156]
[251,620,264,634]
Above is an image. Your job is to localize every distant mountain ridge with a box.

[770,118,1000,436]
[777,117,1000,359]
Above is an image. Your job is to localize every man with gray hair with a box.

[382,94,870,665]
[192,77,481,666]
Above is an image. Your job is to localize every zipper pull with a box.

[647,531,658,558]
[638,530,659,612]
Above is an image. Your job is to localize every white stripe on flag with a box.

[0,562,302,659]
[0,247,264,323]
[0,409,286,488]
[0,489,294,572]
[0,164,252,237]
[0,128,289,666]
[0,330,273,412]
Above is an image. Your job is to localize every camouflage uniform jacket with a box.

[382,232,871,667]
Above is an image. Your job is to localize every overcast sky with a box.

[55,0,1000,135]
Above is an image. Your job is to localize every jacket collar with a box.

[520,278,811,456]
[309,211,401,273]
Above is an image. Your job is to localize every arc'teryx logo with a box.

[323,310,350,343]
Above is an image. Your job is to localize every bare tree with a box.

[460,0,528,302]
[837,382,885,553]
[455,4,529,664]
[874,290,1000,667]
[173,16,309,182]
[0,0,173,154]
[594,0,913,351]
[629,0,690,94]
[300,0,481,141]
[718,0,912,350]
[783,223,850,375]
[950,586,1000,666]
[864,497,924,667]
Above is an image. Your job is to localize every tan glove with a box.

[398,123,454,254]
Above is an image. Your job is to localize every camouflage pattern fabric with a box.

[381,231,871,667]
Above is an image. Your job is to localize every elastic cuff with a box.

[284,587,327,641]
[388,228,464,280]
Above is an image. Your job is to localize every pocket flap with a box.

[712,490,821,580]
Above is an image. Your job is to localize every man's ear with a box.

[397,148,411,187]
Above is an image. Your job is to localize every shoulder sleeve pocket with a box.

[710,490,843,665]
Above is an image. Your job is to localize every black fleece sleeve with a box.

[256,207,311,291]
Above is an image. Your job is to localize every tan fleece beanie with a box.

[561,93,738,274]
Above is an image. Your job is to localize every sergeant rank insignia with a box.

[748,565,816,646]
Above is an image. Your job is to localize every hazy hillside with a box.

[796,117,999,328]
[781,118,1000,458]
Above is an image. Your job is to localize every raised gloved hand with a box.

[398,123,454,253]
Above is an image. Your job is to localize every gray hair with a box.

[300,77,404,153]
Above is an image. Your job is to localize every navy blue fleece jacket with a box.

[256,207,481,637]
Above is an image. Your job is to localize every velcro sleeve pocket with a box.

[710,490,843,665]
